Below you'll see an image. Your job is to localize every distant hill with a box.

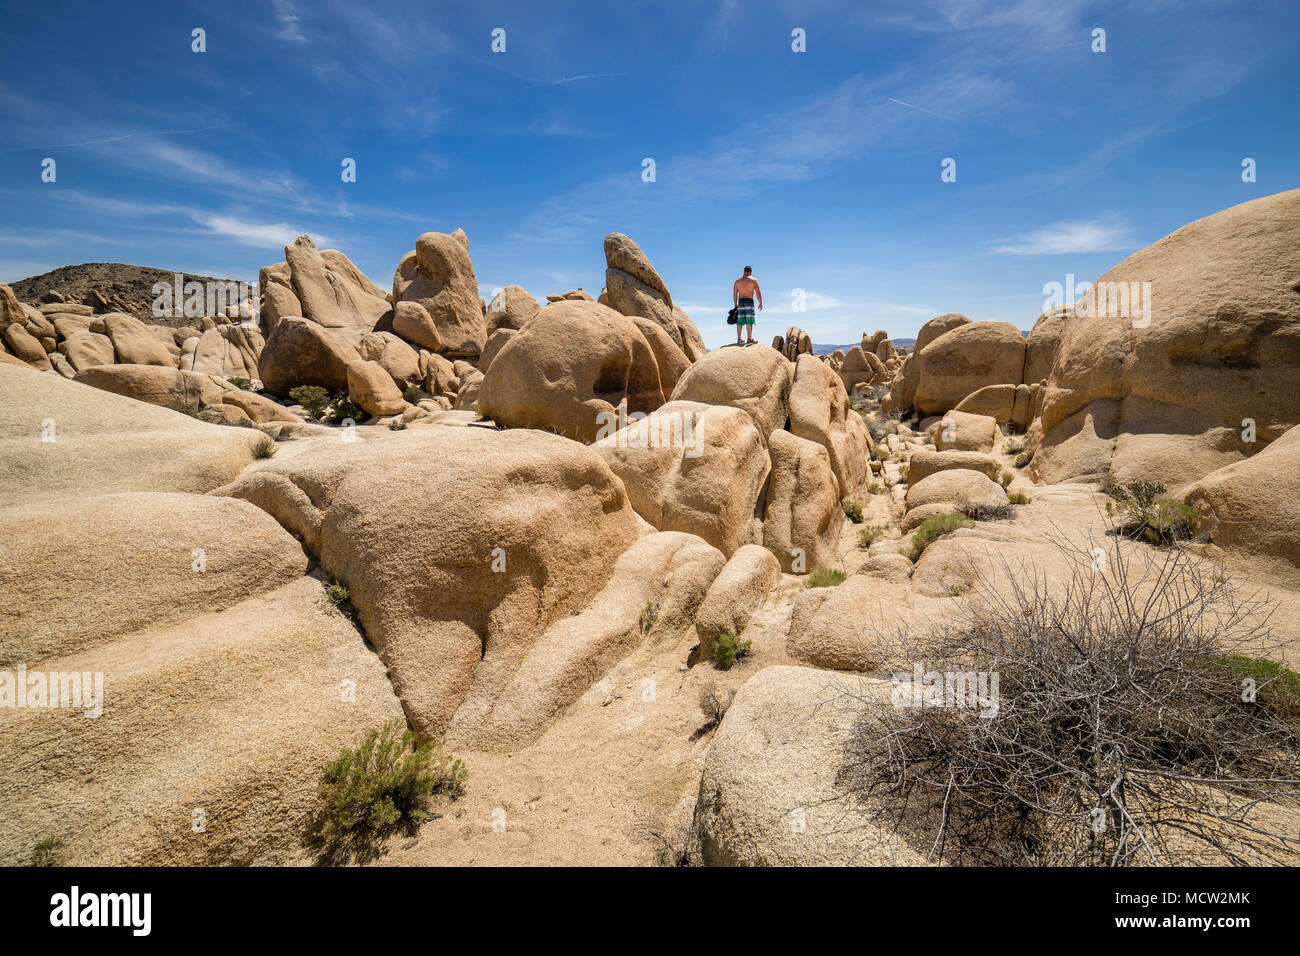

[8,262,241,325]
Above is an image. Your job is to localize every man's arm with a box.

[733,279,740,306]
[755,282,763,310]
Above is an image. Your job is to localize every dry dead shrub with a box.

[838,536,1300,866]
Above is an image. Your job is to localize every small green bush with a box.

[29,836,62,867]
[858,524,887,548]
[326,391,366,425]
[911,511,973,552]
[402,384,429,404]
[1106,481,1195,544]
[316,720,466,843]
[290,385,331,419]
[712,631,752,669]
[1008,492,1031,505]
[963,501,1014,521]
[805,568,846,589]
[868,482,887,495]
[873,446,891,463]
[226,376,254,391]
[842,500,864,523]
[323,580,350,605]
[639,600,660,636]
[1013,450,1034,468]
[252,434,276,458]
[995,469,1013,488]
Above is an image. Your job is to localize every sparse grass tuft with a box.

[859,524,888,548]
[911,511,974,552]
[1014,450,1034,468]
[1008,492,1031,505]
[253,434,276,458]
[805,568,847,589]
[868,482,887,495]
[843,500,864,523]
[323,580,350,605]
[639,600,660,636]
[29,836,62,867]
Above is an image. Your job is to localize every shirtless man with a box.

[732,266,762,345]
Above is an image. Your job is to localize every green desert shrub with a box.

[842,500,864,523]
[289,385,330,419]
[315,720,466,844]
[805,568,846,589]
[323,580,350,605]
[1008,492,1031,505]
[1106,480,1195,544]
[911,511,974,553]
[326,391,366,425]
[1013,450,1034,468]
[868,482,887,495]
[712,631,752,669]
[1212,656,1300,720]
[226,376,254,391]
[858,524,887,548]
[401,384,429,404]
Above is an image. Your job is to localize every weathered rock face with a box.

[0,492,307,666]
[953,383,1016,422]
[694,544,783,655]
[906,449,999,485]
[593,401,770,557]
[915,312,972,354]
[776,326,813,362]
[630,316,690,399]
[0,576,402,865]
[266,236,389,331]
[213,427,644,744]
[932,409,999,453]
[669,343,792,444]
[763,429,843,573]
[478,299,665,442]
[695,666,930,866]
[0,365,265,505]
[3,322,51,370]
[904,468,1009,520]
[787,575,909,671]
[913,322,1026,417]
[258,316,360,395]
[602,232,707,358]
[788,353,871,500]
[461,531,724,749]
[392,230,485,356]
[1032,188,1300,488]
[1185,422,1300,587]
[838,345,884,392]
[346,359,406,416]
[1023,307,1069,385]
[102,312,174,366]
[485,284,541,337]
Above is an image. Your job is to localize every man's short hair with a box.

[743,265,752,274]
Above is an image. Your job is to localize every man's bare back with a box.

[733,275,762,304]
[733,267,762,344]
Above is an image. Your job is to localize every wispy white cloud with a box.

[202,215,330,248]
[992,217,1133,255]
[272,0,308,43]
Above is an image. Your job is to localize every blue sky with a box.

[1,0,1297,348]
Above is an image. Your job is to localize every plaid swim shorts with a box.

[736,297,756,326]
